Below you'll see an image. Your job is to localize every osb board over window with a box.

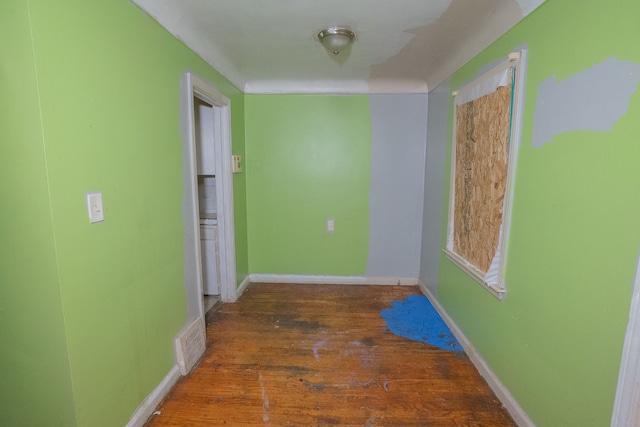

[453,85,511,273]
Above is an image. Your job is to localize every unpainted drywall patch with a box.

[369,0,523,92]
[532,57,640,148]
[380,295,463,351]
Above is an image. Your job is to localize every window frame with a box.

[443,50,527,300]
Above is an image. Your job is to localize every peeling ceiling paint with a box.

[369,0,523,92]
[132,0,546,93]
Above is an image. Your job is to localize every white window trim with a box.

[443,49,527,300]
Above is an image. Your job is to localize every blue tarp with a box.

[380,295,463,352]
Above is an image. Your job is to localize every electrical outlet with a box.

[326,218,335,233]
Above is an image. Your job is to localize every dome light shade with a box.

[318,27,356,56]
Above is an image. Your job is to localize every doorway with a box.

[180,72,237,323]
[194,97,220,313]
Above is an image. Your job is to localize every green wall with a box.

[232,98,250,284]
[245,95,371,275]
[437,0,640,425]
[6,0,638,425]
[0,2,77,425]
[1,1,247,426]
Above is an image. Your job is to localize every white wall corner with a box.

[418,282,535,427]
[125,365,180,427]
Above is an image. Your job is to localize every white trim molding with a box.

[611,250,640,427]
[418,280,535,427]
[188,72,238,304]
[182,71,237,317]
[125,365,180,427]
[236,275,251,299]
[445,49,528,300]
[443,250,506,299]
[249,274,419,286]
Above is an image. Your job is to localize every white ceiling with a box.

[132,0,545,94]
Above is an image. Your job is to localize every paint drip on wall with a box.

[380,295,463,352]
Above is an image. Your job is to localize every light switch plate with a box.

[232,154,242,173]
[86,192,104,223]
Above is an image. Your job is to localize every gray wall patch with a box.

[532,57,640,148]
[366,94,428,278]
[419,81,451,293]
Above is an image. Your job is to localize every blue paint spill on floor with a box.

[380,295,463,352]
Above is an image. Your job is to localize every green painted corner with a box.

[439,0,640,425]
[5,0,639,426]
[245,95,372,276]
[4,0,248,426]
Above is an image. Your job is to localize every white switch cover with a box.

[232,154,243,173]
[326,218,335,233]
[86,192,104,223]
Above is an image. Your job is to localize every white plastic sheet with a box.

[454,67,512,106]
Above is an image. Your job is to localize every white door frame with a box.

[611,250,640,427]
[181,72,237,321]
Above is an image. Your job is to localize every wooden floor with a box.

[145,284,515,426]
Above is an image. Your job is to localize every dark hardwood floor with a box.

[145,283,515,426]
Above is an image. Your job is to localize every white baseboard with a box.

[418,281,534,427]
[249,274,419,286]
[126,365,180,427]
[236,274,251,299]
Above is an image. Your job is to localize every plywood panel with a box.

[453,85,511,273]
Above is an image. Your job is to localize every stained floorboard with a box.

[145,283,515,426]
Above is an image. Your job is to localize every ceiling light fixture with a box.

[317,27,356,56]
